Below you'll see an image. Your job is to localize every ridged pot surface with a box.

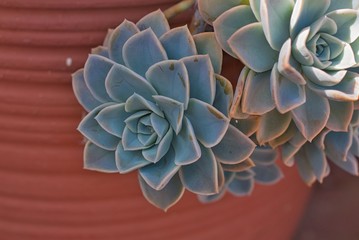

[0,1,310,239]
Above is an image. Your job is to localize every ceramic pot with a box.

[0,1,311,239]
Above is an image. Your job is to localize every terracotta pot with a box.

[0,1,311,239]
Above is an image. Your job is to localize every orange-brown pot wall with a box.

[0,1,310,239]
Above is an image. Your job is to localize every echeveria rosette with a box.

[199,0,359,143]
[198,145,283,202]
[72,10,256,210]
[279,103,359,185]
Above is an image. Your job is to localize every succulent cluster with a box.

[72,0,359,210]
[73,10,258,210]
[198,0,359,184]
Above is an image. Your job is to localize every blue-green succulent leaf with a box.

[185,98,229,148]
[138,128,156,146]
[228,22,279,72]
[212,124,256,165]
[115,143,150,173]
[228,177,254,196]
[142,129,173,163]
[180,144,219,195]
[316,33,344,60]
[351,68,359,75]
[136,10,170,38]
[230,117,259,137]
[327,9,359,43]
[251,146,278,165]
[352,38,359,65]
[153,95,184,135]
[108,20,139,64]
[139,133,157,145]
[327,101,354,131]
[139,173,184,211]
[150,113,169,139]
[137,132,156,146]
[91,46,109,58]
[125,111,150,133]
[292,88,330,141]
[193,32,223,73]
[84,54,114,102]
[325,131,353,163]
[78,103,120,151]
[198,0,244,24]
[257,109,291,145]
[313,128,330,150]
[307,71,359,101]
[132,132,156,146]
[95,103,132,138]
[290,0,330,37]
[139,115,151,126]
[217,162,226,190]
[235,170,254,180]
[250,0,262,21]
[159,26,197,59]
[122,127,145,151]
[281,143,300,166]
[303,143,328,183]
[253,164,283,184]
[72,69,103,112]
[289,127,307,147]
[350,130,359,156]
[139,147,180,190]
[327,0,359,12]
[146,60,189,108]
[123,28,167,76]
[307,16,337,40]
[271,64,306,114]
[181,55,216,105]
[213,5,257,57]
[277,38,306,85]
[331,152,359,176]
[197,188,226,203]
[224,171,237,182]
[172,117,201,165]
[294,149,317,186]
[260,0,293,51]
[241,70,275,115]
[221,159,255,172]
[125,93,163,117]
[292,28,314,66]
[213,74,233,116]
[105,64,157,102]
[268,123,296,148]
[84,142,117,173]
[327,42,357,70]
[351,110,359,125]
[303,66,347,86]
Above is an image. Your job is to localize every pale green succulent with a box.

[72,10,256,210]
[199,0,359,144]
[198,145,283,202]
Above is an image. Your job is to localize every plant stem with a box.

[164,0,196,19]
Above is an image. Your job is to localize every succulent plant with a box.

[199,0,359,144]
[72,10,256,210]
[280,103,359,185]
[198,145,283,203]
